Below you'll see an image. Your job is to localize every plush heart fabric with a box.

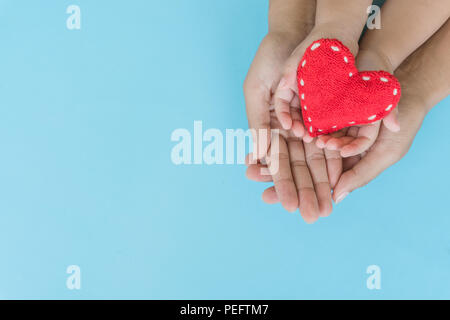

[297,39,401,137]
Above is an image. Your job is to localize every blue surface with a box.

[0,0,449,299]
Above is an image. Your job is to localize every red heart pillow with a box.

[297,39,401,137]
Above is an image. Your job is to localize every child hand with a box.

[315,48,397,157]
[273,0,374,142]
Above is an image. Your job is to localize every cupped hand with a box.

[257,94,428,210]
[323,16,450,204]
[273,23,362,143]
[331,93,427,203]
[244,32,309,159]
[245,105,341,223]
[243,32,336,222]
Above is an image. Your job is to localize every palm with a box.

[332,100,427,201]
[244,33,305,159]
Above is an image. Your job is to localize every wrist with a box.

[268,0,315,43]
[266,29,311,49]
[401,94,431,119]
[396,69,442,114]
[356,48,395,73]
[308,23,361,56]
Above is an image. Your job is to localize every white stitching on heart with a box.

[311,43,321,51]
[302,40,396,135]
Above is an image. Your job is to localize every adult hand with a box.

[244,0,315,159]
[257,17,450,211]
[316,0,450,157]
[246,106,340,222]
[244,32,306,159]
[331,95,427,203]
[332,18,450,203]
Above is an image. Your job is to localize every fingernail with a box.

[287,206,298,213]
[336,192,349,204]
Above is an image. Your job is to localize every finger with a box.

[292,121,306,138]
[333,147,394,204]
[267,134,298,212]
[341,128,362,170]
[304,142,333,218]
[316,136,331,149]
[326,127,358,152]
[290,104,306,138]
[324,148,342,190]
[246,164,272,182]
[273,39,312,131]
[347,126,359,137]
[340,122,381,157]
[273,76,296,130]
[286,137,320,223]
[291,94,301,109]
[262,186,278,204]
[325,136,355,151]
[302,133,314,143]
[342,127,361,171]
[383,108,401,132]
[316,129,347,148]
[245,153,259,166]
[244,86,272,160]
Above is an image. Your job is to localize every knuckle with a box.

[290,160,307,168]
[306,152,325,163]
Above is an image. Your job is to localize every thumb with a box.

[244,85,272,160]
[273,41,310,133]
[383,107,401,132]
[333,147,394,203]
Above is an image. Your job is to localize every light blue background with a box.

[0,0,449,299]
